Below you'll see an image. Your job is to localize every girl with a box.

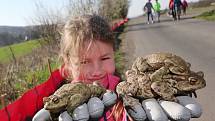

[0,14,126,121]
[58,14,126,120]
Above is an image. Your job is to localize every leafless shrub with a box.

[66,0,100,17]
[30,0,130,47]
[99,0,130,21]
[0,64,19,105]
[0,45,59,106]
[30,1,64,45]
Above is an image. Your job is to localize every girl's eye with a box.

[101,57,110,61]
[80,60,89,64]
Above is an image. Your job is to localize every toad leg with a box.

[67,94,88,115]
[151,81,178,102]
[150,66,169,82]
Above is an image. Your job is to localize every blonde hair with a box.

[59,14,114,80]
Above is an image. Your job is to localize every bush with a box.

[197,9,215,21]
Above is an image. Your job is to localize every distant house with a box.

[25,35,29,41]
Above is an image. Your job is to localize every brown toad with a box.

[131,53,191,78]
[116,53,206,110]
[117,69,206,105]
[43,82,106,115]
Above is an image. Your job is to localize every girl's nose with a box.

[91,62,104,77]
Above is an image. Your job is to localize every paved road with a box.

[121,15,215,121]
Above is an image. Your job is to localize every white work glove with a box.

[32,108,51,121]
[33,91,117,121]
[72,90,117,120]
[32,108,73,121]
[126,96,202,121]
[59,111,73,121]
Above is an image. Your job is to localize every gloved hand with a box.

[72,90,117,120]
[33,90,117,121]
[126,96,202,121]
[32,103,90,121]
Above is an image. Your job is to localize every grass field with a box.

[196,9,215,21]
[0,40,41,63]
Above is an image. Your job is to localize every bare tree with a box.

[30,0,130,46]
[99,0,130,21]
[66,0,100,17]
[31,1,64,45]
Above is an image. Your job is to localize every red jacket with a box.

[182,1,188,8]
[0,69,65,121]
[0,69,121,121]
[169,0,174,9]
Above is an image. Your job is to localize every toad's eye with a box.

[52,96,59,103]
[189,77,197,85]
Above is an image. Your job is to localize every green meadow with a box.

[0,40,41,63]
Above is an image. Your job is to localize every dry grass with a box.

[0,44,60,108]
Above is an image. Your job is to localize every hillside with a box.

[0,26,39,47]
[0,26,27,35]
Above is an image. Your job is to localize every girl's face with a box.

[71,40,115,83]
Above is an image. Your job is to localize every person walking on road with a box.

[144,0,154,24]
[182,0,188,15]
[174,0,183,20]
[153,0,161,22]
[169,0,175,20]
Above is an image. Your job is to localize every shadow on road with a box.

[125,24,170,32]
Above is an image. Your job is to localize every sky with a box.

[0,0,66,26]
[0,0,199,26]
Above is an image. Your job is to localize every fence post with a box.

[8,46,16,63]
